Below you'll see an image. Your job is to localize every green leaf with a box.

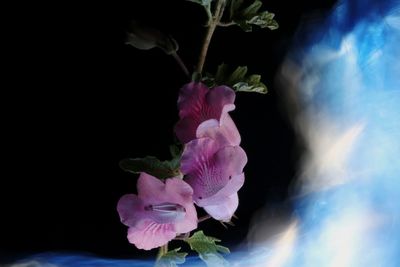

[185,231,230,266]
[227,66,248,85]
[240,0,262,18]
[201,72,215,87]
[169,144,182,159]
[155,248,187,267]
[229,0,279,32]
[235,21,252,32]
[233,74,268,94]
[247,11,279,30]
[214,64,247,86]
[119,156,181,179]
[202,64,268,94]
[125,21,178,55]
[214,64,229,84]
[186,0,212,6]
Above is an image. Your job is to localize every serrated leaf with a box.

[247,74,261,84]
[240,0,262,18]
[203,64,267,94]
[186,0,212,6]
[119,156,181,179]
[233,81,267,94]
[214,64,248,86]
[202,63,230,88]
[247,11,279,30]
[155,248,187,267]
[185,231,230,267]
[232,74,267,94]
[230,0,279,32]
[216,245,230,254]
[214,63,229,84]
[227,66,248,85]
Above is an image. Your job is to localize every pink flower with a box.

[174,82,241,145]
[181,137,247,221]
[117,173,198,250]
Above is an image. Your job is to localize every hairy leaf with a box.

[119,156,181,179]
[155,248,187,267]
[233,74,267,94]
[125,21,178,55]
[229,0,279,32]
[203,64,268,94]
[186,0,212,6]
[185,231,230,266]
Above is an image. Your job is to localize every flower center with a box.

[145,202,186,224]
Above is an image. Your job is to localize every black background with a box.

[2,0,336,262]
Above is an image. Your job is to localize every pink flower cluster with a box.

[117,82,247,250]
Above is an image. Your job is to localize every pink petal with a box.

[200,86,235,123]
[127,220,176,250]
[182,138,247,201]
[118,174,198,249]
[174,117,200,145]
[177,82,208,118]
[196,113,241,146]
[195,173,245,207]
[175,83,237,144]
[214,145,247,175]
[205,85,236,114]
[196,119,220,137]
[181,138,220,174]
[174,202,198,234]
[117,194,145,227]
[136,173,165,202]
[203,193,239,221]
[165,178,194,204]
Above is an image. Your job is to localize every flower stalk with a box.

[195,0,226,75]
[171,52,190,78]
[116,0,278,263]
[156,243,169,260]
[198,214,211,223]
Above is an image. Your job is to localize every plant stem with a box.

[156,243,169,260]
[198,214,211,223]
[204,5,212,23]
[218,21,235,27]
[195,0,226,75]
[171,52,190,78]
[174,232,190,241]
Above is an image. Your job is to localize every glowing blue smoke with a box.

[6,0,400,266]
[2,253,155,267]
[274,0,400,265]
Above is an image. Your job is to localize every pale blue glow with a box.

[273,0,400,265]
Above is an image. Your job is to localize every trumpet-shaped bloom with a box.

[181,137,247,221]
[174,82,241,146]
[117,173,197,250]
